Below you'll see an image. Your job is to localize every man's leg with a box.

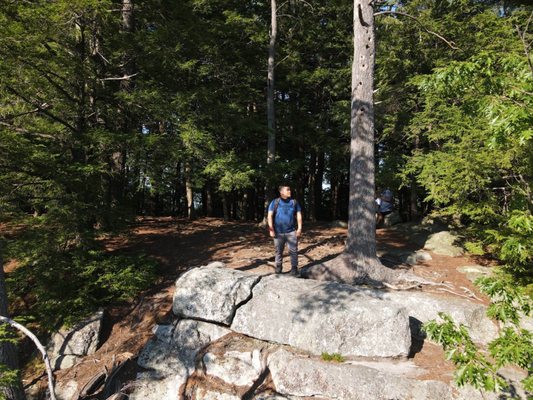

[287,231,299,276]
[274,233,287,273]
[376,212,383,228]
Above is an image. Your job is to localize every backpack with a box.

[381,189,393,203]
[272,198,298,224]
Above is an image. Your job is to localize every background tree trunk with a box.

[308,150,317,221]
[0,245,26,400]
[314,151,325,220]
[263,0,277,222]
[185,162,195,219]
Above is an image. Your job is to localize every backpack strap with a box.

[272,198,281,219]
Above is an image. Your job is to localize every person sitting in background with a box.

[376,189,394,228]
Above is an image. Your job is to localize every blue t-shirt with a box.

[268,198,302,234]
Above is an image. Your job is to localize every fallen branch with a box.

[460,286,484,302]
[0,316,56,400]
[434,287,482,301]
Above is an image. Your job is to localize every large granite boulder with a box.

[231,275,412,358]
[268,348,452,400]
[424,231,464,257]
[173,262,261,325]
[130,319,231,400]
[130,263,511,400]
[48,310,104,370]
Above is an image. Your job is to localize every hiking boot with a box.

[275,265,282,274]
[290,267,300,277]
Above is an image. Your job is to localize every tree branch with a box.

[0,121,56,139]
[5,86,77,132]
[374,10,460,50]
[1,108,41,120]
[515,11,533,76]
[98,73,138,81]
[0,316,56,400]
[16,58,78,104]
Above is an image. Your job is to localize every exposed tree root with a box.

[300,252,456,292]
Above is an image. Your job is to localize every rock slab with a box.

[268,348,452,400]
[231,275,412,358]
[335,286,497,344]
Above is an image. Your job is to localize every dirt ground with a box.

[25,217,496,396]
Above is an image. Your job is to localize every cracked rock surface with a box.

[172,262,261,325]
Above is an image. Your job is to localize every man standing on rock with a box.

[267,185,303,276]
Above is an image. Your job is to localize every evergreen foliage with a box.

[0,0,531,394]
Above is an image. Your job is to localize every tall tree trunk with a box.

[263,0,277,222]
[0,245,26,400]
[303,1,416,286]
[344,0,376,258]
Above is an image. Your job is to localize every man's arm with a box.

[296,211,303,237]
[267,210,275,237]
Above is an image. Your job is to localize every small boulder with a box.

[383,211,402,227]
[203,348,265,387]
[54,379,78,400]
[424,231,464,257]
[351,288,497,344]
[330,220,348,228]
[130,374,184,400]
[48,310,104,370]
[456,265,493,283]
[404,251,433,266]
